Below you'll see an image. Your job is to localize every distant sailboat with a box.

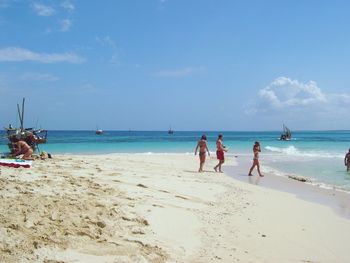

[280,124,292,141]
[168,126,174,134]
[95,126,103,135]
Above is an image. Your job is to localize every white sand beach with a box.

[1,153,350,262]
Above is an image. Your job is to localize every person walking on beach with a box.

[11,138,34,160]
[214,134,227,173]
[248,141,263,177]
[195,135,210,172]
[345,149,350,172]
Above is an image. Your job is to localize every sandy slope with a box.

[0,153,350,262]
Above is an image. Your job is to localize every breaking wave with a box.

[264,145,343,158]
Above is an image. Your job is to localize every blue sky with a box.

[0,0,349,131]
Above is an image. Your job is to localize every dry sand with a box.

[0,153,350,262]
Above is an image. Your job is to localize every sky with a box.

[0,0,349,131]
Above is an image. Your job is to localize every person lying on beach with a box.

[11,139,34,160]
[195,135,210,172]
[214,134,227,173]
[345,149,350,172]
[248,141,263,177]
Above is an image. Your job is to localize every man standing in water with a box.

[214,134,227,173]
[345,149,350,172]
[195,135,210,172]
[248,141,263,177]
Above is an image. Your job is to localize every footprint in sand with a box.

[152,204,164,208]
[175,195,189,200]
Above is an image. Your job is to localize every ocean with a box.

[1,130,349,192]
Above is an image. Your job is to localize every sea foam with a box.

[265,145,343,159]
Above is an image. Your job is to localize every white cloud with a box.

[32,3,55,16]
[0,47,85,64]
[258,77,326,108]
[245,76,350,129]
[154,67,205,77]
[60,19,71,32]
[20,72,59,81]
[61,0,74,12]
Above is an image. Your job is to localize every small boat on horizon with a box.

[280,124,292,141]
[95,129,103,135]
[168,126,174,134]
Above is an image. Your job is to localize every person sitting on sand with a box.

[11,138,34,160]
[214,134,227,173]
[248,141,263,177]
[195,135,210,172]
[345,149,350,172]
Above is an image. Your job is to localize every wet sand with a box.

[225,155,350,219]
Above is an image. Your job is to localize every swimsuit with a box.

[199,151,206,157]
[216,150,224,161]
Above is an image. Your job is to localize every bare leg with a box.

[219,160,225,172]
[214,162,219,172]
[248,164,255,176]
[23,149,34,160]
[257,164,263,177]
[199,155,206,172]
[199,162,204,172]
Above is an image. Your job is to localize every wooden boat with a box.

[4,98,48,153]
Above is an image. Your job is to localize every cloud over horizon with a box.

[245,77,350,128]
[259,77,327,109]
[0,47,85,64]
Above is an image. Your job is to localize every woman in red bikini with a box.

[214,134,227,173]
[195,135,210,172]
[11,138,34,160]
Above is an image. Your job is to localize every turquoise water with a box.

[1,130,349,191]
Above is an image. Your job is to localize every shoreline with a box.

[225,155,350,220]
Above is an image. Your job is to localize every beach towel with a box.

[0,159,32,168]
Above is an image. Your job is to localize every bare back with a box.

[17,141,30,153]
[198,140,207,152]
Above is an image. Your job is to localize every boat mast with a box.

[21,98,25,131]
[17,98,25,131]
